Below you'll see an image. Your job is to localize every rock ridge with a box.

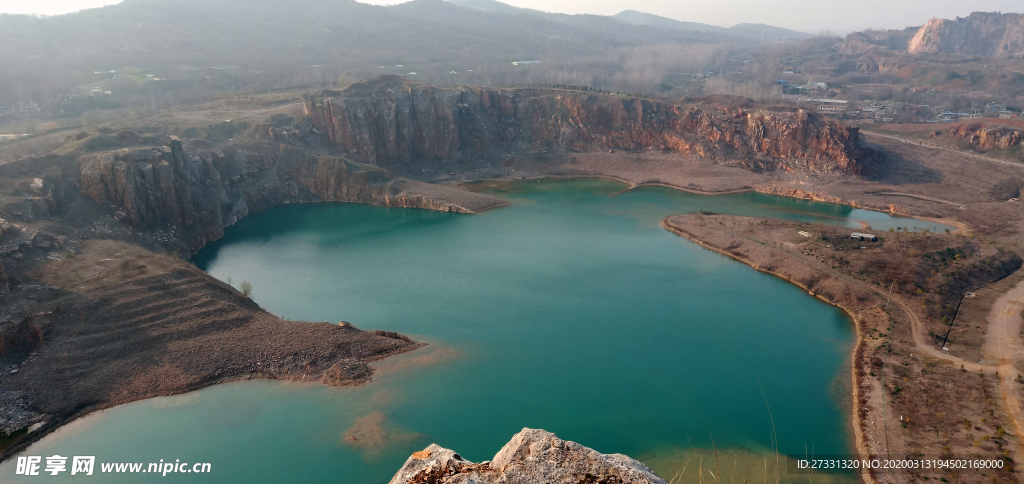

[946,123,1024,151]
[307,76,872,176]
[907,12,1024,57]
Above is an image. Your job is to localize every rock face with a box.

[948,123,1024,151]
[388,428,667,484]
[834,35,912,74]
[308,76,872,175]
[841,28,919,53]
[907,12,1024,57]
[77,137,503,254]
[71,78,877,256]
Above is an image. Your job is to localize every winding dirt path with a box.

[691,217,1024,472]
[984,280,1024,365]
[775,239,1024,476]
[983,279,1024,470]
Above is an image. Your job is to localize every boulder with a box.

[387,428,667,484]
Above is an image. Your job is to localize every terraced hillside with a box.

[0,239,421,458]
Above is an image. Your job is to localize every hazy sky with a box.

[0,0,1021,33]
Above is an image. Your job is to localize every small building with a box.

[850,232,878,242]
[813,99,848,113]
[18,101,41,113]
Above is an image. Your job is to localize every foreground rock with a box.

[388,428,667,484]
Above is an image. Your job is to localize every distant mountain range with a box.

[445,0,812,41]
[1,0,1018,109]
[611,10,812,41]
[0,0,810,104]
[0,0,810,74]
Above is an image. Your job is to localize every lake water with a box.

[3,179,950,483]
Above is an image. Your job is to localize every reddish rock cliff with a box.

[306,77,872,175]
[948,123,1024,151]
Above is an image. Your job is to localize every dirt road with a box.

[862,131,1024,169]
[984,280,1024,364]
[983,279,1024,471]
[717,222,1024,475]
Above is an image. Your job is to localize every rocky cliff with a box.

[46,78,877,260]
[388,428,667,484]
[946,123,1024,151]
[307,76,872,175]
[907,12,1024,57]
[835,34,912,74]
[841,28,918,53]
[76,136,505,254]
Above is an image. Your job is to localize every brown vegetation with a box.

[0,240,422,461]
[663,213,1021,483]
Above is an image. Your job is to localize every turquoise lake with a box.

[2,179,952,483]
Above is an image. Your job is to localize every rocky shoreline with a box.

[662,213,1022,483]
[662,214,880,483]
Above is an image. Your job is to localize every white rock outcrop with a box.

[387,428,667,484]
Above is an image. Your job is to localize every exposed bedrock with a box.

[76,138,503,254]
[908,12,1024,57]
[946,123,1024,151]
[388,428,667,484]
[68,78,878,256]
[305,76,873,175]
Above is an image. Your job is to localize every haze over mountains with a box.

[0,0,1021,114]
[0,0,810,106]
[447,0,812,41]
